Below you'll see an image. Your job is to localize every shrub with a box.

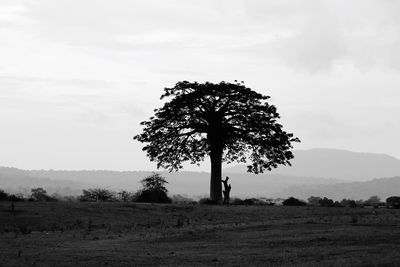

[243,198,257,205]
[134,173,171,204]
[117,190,134,202]
[0,189,9,201]
[319,197,334,207]
[386,196,400,209]
[282,197,306,206]
[365,195,383,208]
[78,188,115,202]
[8,194,25,202]
[307,196,322,206]
[31,188,57,202]
[134,189,172,203]
[230,198,245,205]
[340,199,357,208]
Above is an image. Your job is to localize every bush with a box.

[0,189,9,201]
[319,197,334,207]
[307,196,322,206]
[8,194,25,202]
[31,188,57,202]
[364,195,383,208]
[243,198,257,205]
[78,188,115,202]
[282,197,306,206]
[230,198,244,205]
[117,191,134,202]
[134,189,172,203]
[386,196,400,209]
[340,199,357,208]
[133,173,171,204]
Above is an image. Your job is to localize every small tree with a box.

[319,197,334,207]
[78,188,115,202]
[117,190,133,202]
[0,189,9,201]
[307,196,322,206]
[135,173,171,203]
[140,173,168,193]
[282,197,306,206]
[366,195,381,207]
[31,187,55,201]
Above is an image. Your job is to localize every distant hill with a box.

[0,167,93,196]
[0,166,343,198]
[224,148,400,181]
[2,148,400,199]
[281,176,400,201]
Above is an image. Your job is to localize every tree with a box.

[134,81,300,202]
[0,189,8,201]
[117,190,133,202]
[78,188,115,202]
[319,197,334,207]
[282,197,306,206]
[366,195,381,207]
[307,196,322,206]
[140,172,168,193]
[31,187,55,201]
[135,173,171,203]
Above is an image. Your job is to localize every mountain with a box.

[224,148,400,181]
[281,176,400,201]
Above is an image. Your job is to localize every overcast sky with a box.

[1,0,400,171]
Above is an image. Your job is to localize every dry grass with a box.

[1,202,400,266]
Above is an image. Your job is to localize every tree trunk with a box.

[210,149,223,203]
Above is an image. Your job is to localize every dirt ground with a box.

[1,202,400,266]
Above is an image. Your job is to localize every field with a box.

[1,202,400,266]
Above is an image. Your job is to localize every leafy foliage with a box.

[117,190,134,202]
[134,173,171,203]
[140,172,168,193]
[282,197,306,206]
[0,189,8,201]
[134,81,300,174]
[307,196,322,206]
[31,187,56,202]
[78,188,115,202]
[386,196,400,209]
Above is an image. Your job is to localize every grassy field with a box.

[1,202,400,266]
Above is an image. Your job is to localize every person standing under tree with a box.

[222,176,231,205]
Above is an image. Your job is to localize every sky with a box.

[1,0,400,171]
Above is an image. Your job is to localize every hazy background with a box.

[1,0,400,172]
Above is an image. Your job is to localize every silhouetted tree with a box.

[117,190,133,202]
[134,81,300,202]
[135,173,171,203]
[365,195,381,207]
[340,198,357,208]
[30,187,55,201]
[307,196,322,206]
[319,197,334,207]
[79,188,115,202]
[0,189,8,201]
[282,197,306,206]
[386,196,400,209]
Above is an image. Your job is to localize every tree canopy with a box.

[134,81,300,202]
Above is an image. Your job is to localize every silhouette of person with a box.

[222,176,231,205]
